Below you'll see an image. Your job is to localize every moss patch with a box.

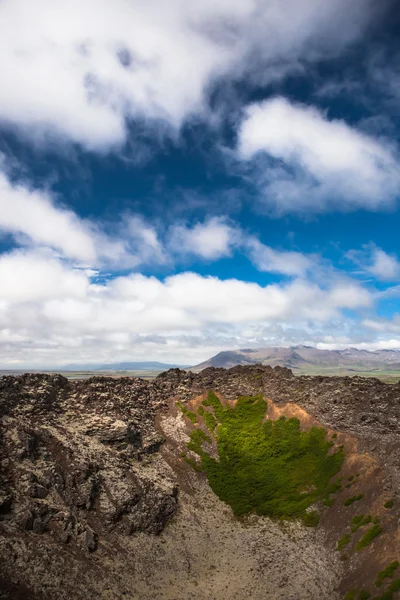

[337,534,351,551]
[344,494,364,507]
[186,392,345,520]
[351,514,373,533]
[374,579,400,600]
[198,406,218,432]
[177,402,197,424]
[355,523,383,551]
[384,499,394,509]
[375,561,399,587]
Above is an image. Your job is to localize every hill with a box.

[193,345,400,377]
[62,360,190,371]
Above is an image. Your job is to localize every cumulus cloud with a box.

[0,162,317,275]
[0,165,168,268]
[367,249,400,281]
[348,245,400,281]
[245,237,313,276]
[0,0,385,150]
[0,171,97,263]
[168,217,237,260]
[237,96,400,213]
[0,250,373,366]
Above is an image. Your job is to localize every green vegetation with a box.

[197,406,217,432]
[376,561,399,587]
[322,497,335,507]
[355,523,383,551]
[177,402,197,424]
[351,514,373,533]
[186,391,345,520]
[303,510,320,527]
[181,452,202,472]
[337,534,351,550]
[344,590,371,600]
[384,499,394,509]
[374,579,400,600]
[187,429,211,454]
[344,494,364,507]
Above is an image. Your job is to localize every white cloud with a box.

[0,172,97,263]
[245,237,312,276]
[0,0,383,150]
[368,248,400,281]
[0,250,373,366]
[168,217,236,260]
[0,165,169,268]
[348,245,400,281]
[237,96,400,213]
[363,316,400,335]
[0,250,89,302]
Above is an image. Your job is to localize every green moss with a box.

[337,534,351,550]
[344,591,357,600]
[374,579,400,600]
[188,392,345,520]
[181,452,203,472]
[187,429,211,454]
[344,494,364,506]
[177,402,197,424]
[358,591,371,600]
[323,497,335,507]
[327,479,343,494]
[198,406,218,432]
[375,561,399,587]
[303,510,320,527]
[355,523,383,551]
[384,499,394,509]
[351,514,372,533]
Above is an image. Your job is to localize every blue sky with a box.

[1,0,400,367]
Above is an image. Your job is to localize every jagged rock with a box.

[20,511,34,531]
[32,517,45,534]
[0,494,12,514]
[83,528,97,552]
[29,484,49,499]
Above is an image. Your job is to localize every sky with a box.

[1,0,400,367]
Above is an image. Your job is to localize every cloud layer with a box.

[0,248,372,366]
[0,0,384,150]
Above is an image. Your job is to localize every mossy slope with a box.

[187,392,344,520]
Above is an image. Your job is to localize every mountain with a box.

[0,366,399,599]
[193,345,400,373]
[62,361,190,371]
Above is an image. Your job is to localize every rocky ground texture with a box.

[0,366,399,599]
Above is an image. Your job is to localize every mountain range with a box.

[61,361,190,371]
[193,345,400,373]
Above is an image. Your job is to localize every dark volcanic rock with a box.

[0,366,399,600]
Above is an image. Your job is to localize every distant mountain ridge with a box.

[193,345,400,373]
[62,361,190,371]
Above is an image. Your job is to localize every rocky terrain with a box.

[0,366,399,599]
